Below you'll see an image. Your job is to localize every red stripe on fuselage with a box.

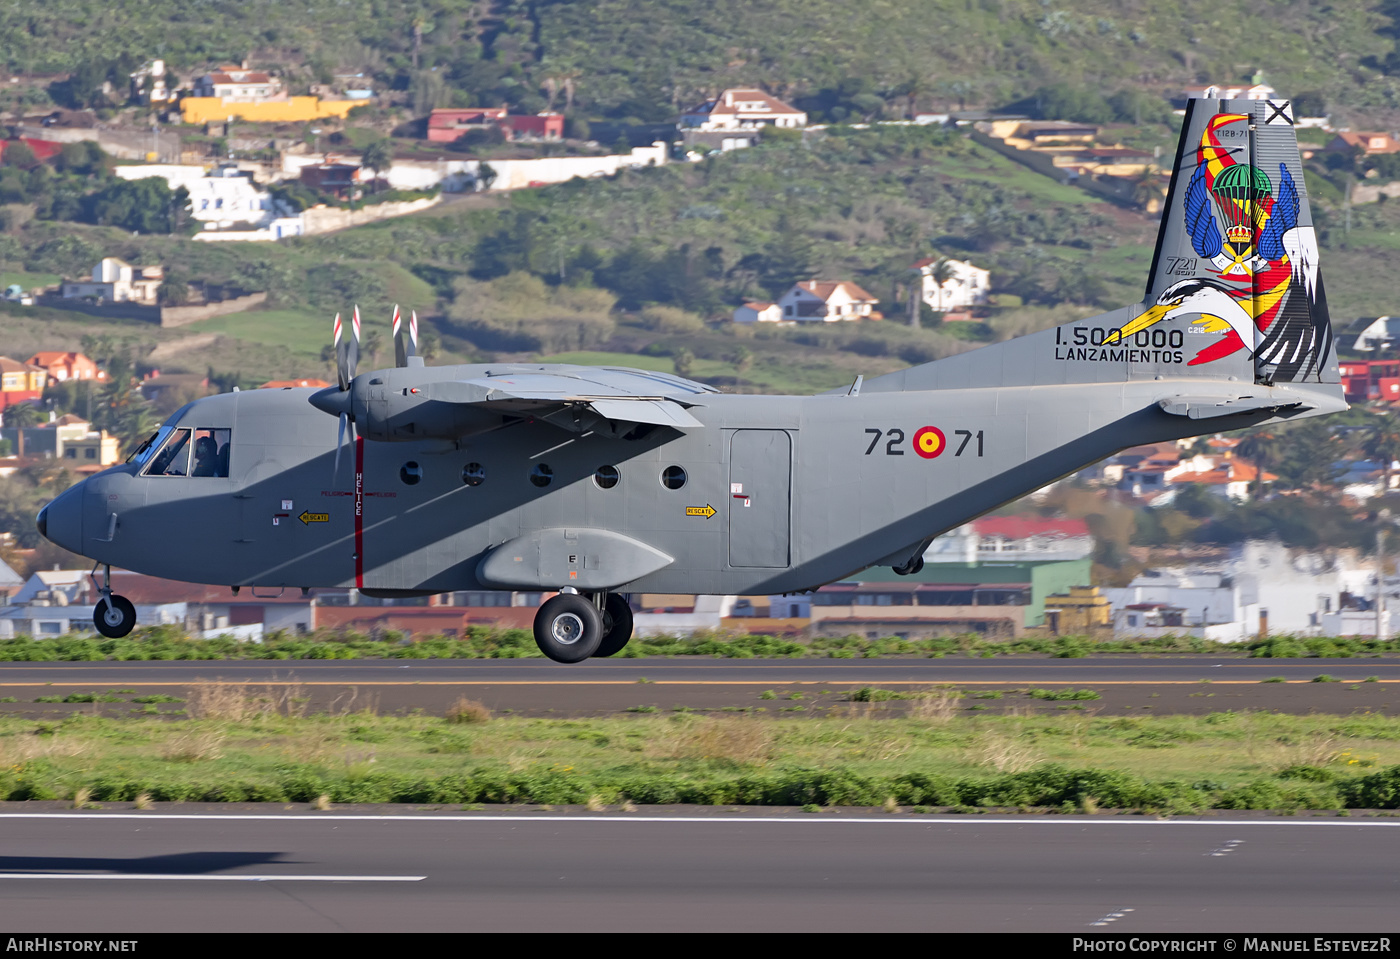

[354,435,364,589]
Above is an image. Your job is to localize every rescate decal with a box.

[686,504,717,519]
[299,511,330,525]
[912,426,946,459]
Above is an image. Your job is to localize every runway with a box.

[0,812,1392,932]
[0,657,1395,716]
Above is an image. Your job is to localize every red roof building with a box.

[26,352,105,385]
[427,107,509,143]
[0,357,45,412]
[499,113,564,140]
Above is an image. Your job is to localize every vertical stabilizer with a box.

[1144,98,1336,384]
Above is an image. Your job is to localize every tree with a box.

[1236,428,1281,500]
[1363,414,1400,495]
[475,162,498,192]
[673,347,694,378]
[360,139,394,193]
[1,141,36,170]
[86,177,185,234]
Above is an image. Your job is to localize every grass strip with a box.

[3,627,1400,661]
[4,702,1400,811]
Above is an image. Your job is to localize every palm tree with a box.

[3,402,41,459]
[1364,414,1400,497]
[360,139,394,194]
[1236,428,1280,500]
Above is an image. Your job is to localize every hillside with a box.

[1,1,1397,123]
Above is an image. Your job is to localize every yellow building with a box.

[180,96,360,124]
[1042,585,1111,634]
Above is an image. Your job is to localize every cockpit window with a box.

[141,427,231,478]
[191,428,230,477]
[143,428,191,476]
[129,427,170,466]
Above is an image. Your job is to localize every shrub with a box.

[445,697,491,724]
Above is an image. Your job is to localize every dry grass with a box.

[71,786,93,809]
[0,732,89,764]
[586,795,606,811]
[133,793,153,810]
[187,682,309,721]
[973,732,1043,774]
[883,796,900,814]
[908,690,961,723]
[667,717,775,766]
[314,794,331,811]
[445,697,492,725]
[160,729,225,763]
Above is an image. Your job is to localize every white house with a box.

[925,517,1094,564]
[776,280,880,322]
[61,258,163,305]
[732,301,784,324]
[1106,569,1261,642]
[114,164,304,240]
[912,257,990,311]
[193,67,282,102]
[679,88,807,132]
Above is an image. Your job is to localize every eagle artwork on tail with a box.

[1109,111,1332,383]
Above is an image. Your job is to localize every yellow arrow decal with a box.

[299,511,330,525]
[685,504,717,519]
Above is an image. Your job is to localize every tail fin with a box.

[865,97,1339,394]
[1145,97,1336,384]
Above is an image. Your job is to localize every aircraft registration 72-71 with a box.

[38,98,1345,662]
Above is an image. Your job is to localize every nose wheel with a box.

[93,595,136,638]
[90,564,137,638]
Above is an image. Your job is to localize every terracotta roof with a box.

[972,516,1091,539]
[688,88,803,117]
[794,280,878,303]
[208,71,273,86]
[0,357,42,374]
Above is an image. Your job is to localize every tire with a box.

[592,593,635,658]
[93,595,137,639]
[533,594,603,663]
[893,556,924,576]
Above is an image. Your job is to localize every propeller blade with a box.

[334,411,347,480]
[409,310,420,357]
[392,304,404,367]
[347,305,361,382]
[332,312,348,391]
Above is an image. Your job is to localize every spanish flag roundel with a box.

[913,426,946,459]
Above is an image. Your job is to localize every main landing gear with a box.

[533,591,634,663]
[91,564,137,639]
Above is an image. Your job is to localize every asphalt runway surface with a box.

[0,657,1397,716]
[0,812,1393,932]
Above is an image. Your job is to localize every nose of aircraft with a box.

[37,482,83,553]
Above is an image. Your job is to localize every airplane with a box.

[36,98,1344,662]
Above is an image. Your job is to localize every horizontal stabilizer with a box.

[1157,385,1348,419]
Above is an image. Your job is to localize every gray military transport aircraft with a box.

[37,98,1345,662]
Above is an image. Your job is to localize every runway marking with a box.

[0,813,1397,827]
[1208,839,1245,857]
[1089,906,1134,927]
[0,872,424,882]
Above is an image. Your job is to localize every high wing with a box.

[425,367,710,432]
[310,362,716,442]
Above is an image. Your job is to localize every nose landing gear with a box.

[532,590,635,663]
[90,564,137,639]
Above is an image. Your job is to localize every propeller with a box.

[326,307,361,481]
[393,304,420,367]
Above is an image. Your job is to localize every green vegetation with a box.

[0,625,1397,660]
[0,1,1389,121]
[2,706,1400,810]
[1027,688,1101,701]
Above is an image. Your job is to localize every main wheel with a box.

[533,594,603,663]
[592,593,635,658]
[93,595,137,639]
[893,555,924,576]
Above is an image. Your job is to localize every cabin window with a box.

[462,462,485,486]
[530,463,553,488]
[594,465,619,489]
[661,465,687,490]
[400,461,423,485]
